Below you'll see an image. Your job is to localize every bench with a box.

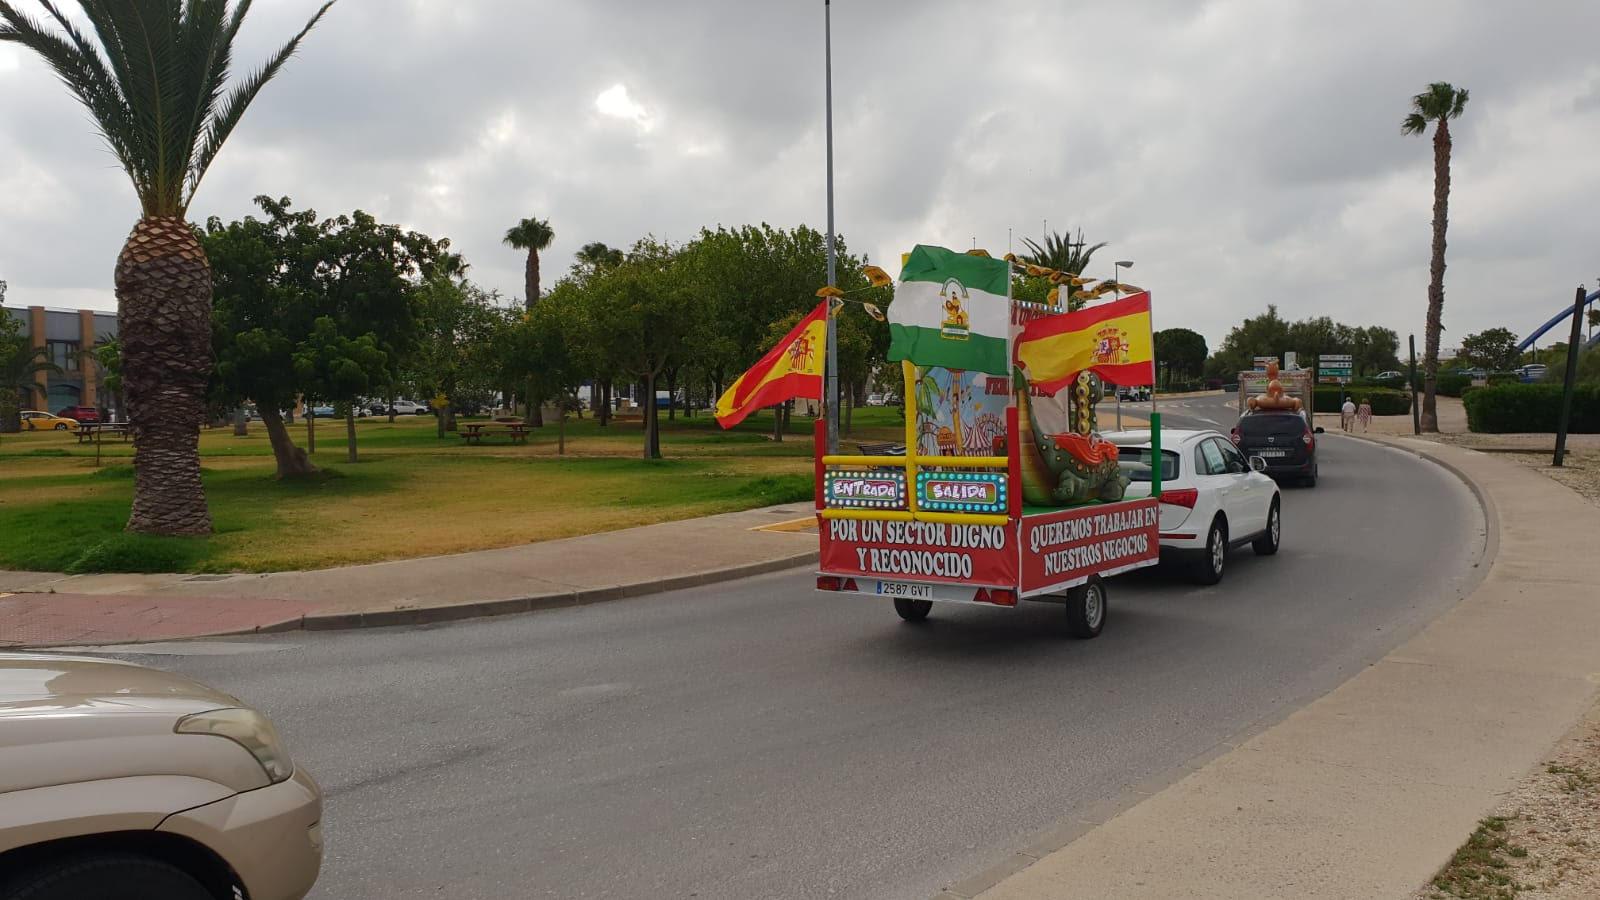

[854,441,906,456]
[458,423,530,445]
[77,423,131,444]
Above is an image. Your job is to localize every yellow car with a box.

[19,410,78,431]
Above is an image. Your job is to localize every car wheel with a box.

[893,597,932,622]
[1065,577,1107,639]
[1303,466,1318,488]
[0,853,212,900]
[1252,499,1281,556]
[54,423,68,431]
[1191,517,1227,585]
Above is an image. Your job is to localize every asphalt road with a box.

[104,409,1485,900]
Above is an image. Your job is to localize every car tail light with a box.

[1159,488,1200,508]
[817,576,841,591]
[981,588,1017,607]
[1229,427,1241,445]
[1302,432,1314,447]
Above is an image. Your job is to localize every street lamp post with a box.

[822,0,840,453]
[1112,260,1134,429]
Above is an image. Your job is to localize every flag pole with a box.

[822,0,840,453]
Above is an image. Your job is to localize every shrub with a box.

[1464,384,1600,433]
[66,533,211,574]
[1312,387,1410,415]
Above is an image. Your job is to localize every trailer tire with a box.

[1065,577,1106,639]
[893,597,932,622]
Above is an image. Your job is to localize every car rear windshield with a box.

[1239,414,1306,438]
[1116,448,1179,482]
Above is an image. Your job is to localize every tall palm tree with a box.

[1403,81,1469,433]
[575,241,623,272]
[1,0,338,534]
[1020,228,1107,276]
[504,217,556,310]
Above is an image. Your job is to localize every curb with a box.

[935,433,1499,900]
[145,549,822,644]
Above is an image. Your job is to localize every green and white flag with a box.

[887,244,1011,375]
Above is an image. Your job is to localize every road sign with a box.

[1318,353,1352,384]
[1253,356,1277,371]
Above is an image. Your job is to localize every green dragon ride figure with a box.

[1014,367,1129,507]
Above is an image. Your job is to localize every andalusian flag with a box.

[887,244,1010,375]
[1015,293,1155,394]
[715,301,828,428]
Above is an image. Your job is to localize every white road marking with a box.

[51,641,294,656]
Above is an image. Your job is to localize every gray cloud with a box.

[3,0,1599,350]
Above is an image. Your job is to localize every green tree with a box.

[1458,327,1520,371]
[1019,229,1107,275]
[1206,305,1291,376]
[292,317,387,463]
[1154,328,1207,383]
[1403,81,1470,432]
[504,217,555,310]
[409,275,508,436]
[574,242,624,273]
[1,0,337,534]
[503,285,586,453]
[0,313,58,433]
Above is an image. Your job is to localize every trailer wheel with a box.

[893,597,932,622]
[1065,577,1106,639]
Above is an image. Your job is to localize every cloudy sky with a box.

[3,0,1598,350]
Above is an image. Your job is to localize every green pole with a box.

[1149,411,1162,499]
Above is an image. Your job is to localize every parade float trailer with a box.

[813,245,1163,638]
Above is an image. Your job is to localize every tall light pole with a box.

[1113,261,1133,429]
[823,0,840,452]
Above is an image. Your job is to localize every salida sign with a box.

[820,518,1017,586]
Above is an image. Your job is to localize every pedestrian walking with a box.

[1340,397,1356,432]
[1357,398,1373,432]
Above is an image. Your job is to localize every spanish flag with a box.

[1014,292,1155,394]
[715,301,828,428]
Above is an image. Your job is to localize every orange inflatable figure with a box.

[1248,361,1302,412]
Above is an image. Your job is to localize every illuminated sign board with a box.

[917,472,1008,514]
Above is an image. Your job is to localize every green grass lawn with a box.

[0,407,902,574]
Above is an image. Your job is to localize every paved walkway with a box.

[0,503,818,647]
[960,436,1600,900]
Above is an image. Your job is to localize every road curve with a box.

[108,428,1484,900]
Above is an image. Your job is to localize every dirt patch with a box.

[1414,709,1600,900]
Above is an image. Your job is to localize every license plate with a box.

[1256,449,1288,458]
[875,580,933,600]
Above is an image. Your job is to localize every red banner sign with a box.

[1019,499,1159,594]
[819,517,1018,587]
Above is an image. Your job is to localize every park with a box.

[3,3,1600,900]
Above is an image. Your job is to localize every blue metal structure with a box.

[1516,288,1599,352]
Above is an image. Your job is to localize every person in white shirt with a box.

[1340,397,1357,432]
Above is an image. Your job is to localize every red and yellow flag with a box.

[715,301,828,428]
[1015,292,1155,394]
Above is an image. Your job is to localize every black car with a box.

[1232,411,1323,486]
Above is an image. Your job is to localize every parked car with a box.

[1231,410,1323,487]
[1116,385,1150,402]
[865,393,885,407]
[305,404,336,418]
[1517,364,1548,383]
[18,410,78,432]
[55,405,102,424]
[379,399,426,416]
[0,652,322,900]
[1107,428,1282,585]
[1373,370,1405,383]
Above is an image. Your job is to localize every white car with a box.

[388,399,426,415]
[1105,428,1282,585]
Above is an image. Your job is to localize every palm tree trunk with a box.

[115,217,213,535]
[643,371,659,459]
[233,406,248,436]
[258,407,317,478]
[307,409,315,454]
[346,406,358,463]
[525,250,538,312]
[1421,120,1452,433]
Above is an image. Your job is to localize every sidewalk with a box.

[0,502,818,648]
[960,436,1600,900]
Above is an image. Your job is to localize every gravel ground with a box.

[1413,450,1600,900]
[1414,709,1600,900]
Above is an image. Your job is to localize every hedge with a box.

[1312,387,1411,415]
[1463,384,1600,433]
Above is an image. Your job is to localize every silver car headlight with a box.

[176,707,295,784]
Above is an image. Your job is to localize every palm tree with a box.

[504,217,556,310]
[1403,82,1469,433]
[1,1,338,534]
[0,336,60,434]
[575,241,623,272]
[1020,228,1107,276]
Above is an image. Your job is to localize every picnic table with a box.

[76,423,131,444]
[458,422,530,445]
